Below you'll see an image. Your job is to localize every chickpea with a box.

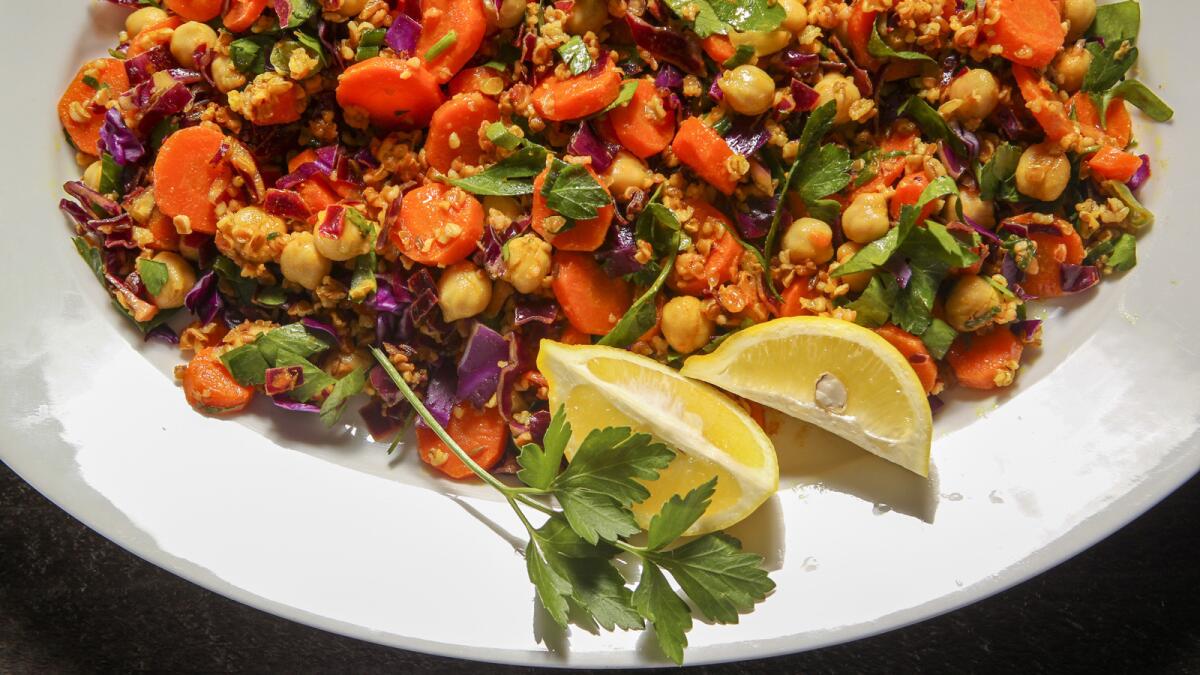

[217,206,287,263]
[125,7,168,36]
[780,0,808,33]
[661,296,714,355]
[1051,45,1092,93]
[564,0,608,35]
[604,151,653,201]
[148,252,197,309]
[719,65,776,117]
[483,196,523,222]
[945,275,1003,333]
[438,262,493,322]
[729,29,791,57]
[170,21,218,69]
[83,161,104,192]
[945,69,999,121]
[280,232,332,290]
[782,217,834,264]
[1063,0,1097,41]
[333,0,368,19]
[812,73,861,125]
[504,234,552,294]
[944,189,995,229]
[1016,142,1071,202]
[323,349,371,378]
[314,208,372,262]
[497,0,525,28]
[842,192,891,243]
[211,56,247,93]
[836,243,872,293]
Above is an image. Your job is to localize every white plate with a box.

[1,1,1197,667]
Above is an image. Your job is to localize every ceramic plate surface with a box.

[2,1,1198,667]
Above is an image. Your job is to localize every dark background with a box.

[3,461,1199,674]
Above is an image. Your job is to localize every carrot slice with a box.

[127,16,182,57]
[285,150,340,219]
[608,79,676,158]
[183,348,255,414]
[672,202,742,294]
[889,172,939,223]
[58,59,130,156]
[1087,145,1143,183]
[164,0,224,22]
[425,93,501,173]
[552,251,633,335]
[153,126,232,235]
[392,183,485,266]
[1071,93,1133,148]
[559,324,593,345]
[846,0,881,71]
[947,328,1024,390]
[532,59,623,121]
[700,35,735,64]
[989,0,1067,68]
[446,65,508,97]
[671,117,738,195]
[416,0,488,83]
[1024,220,1085,298]
[530,165,615,252]
[144,210,181,252]
[778,276,819,317]
[223,0,270,32]
[336,57,446,129]
[876,324,938,394]
[416,403,508,479]
[1012,64,1085,142]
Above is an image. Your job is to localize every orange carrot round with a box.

[425,93,501,173]
[552,251,633,335]
[416,403,508,479]
[1071,93,1132,148]
[700,35,736,64]
[223,0,270,32]
[846,0,881,71]
[1024,220,1085,298]
[890,172,938,223]
[446,65,508,97]
[671,117,738,195]
[989,0,1066,68]
[336,57,446,128]
[183,348,255,415]
[608,78,676,158]
[672,202,742,294]
[127,16,182,57]
[532,59,623,121]
[876,324,938,394]
[145,210,181,252]
[1087,146,1143,183]
[530,165,614,252]
[164,0,224,22]
[947,328,1024,390]
[416,0,488,83]
[153,126,232,235]
[392,183,485,266]
[58,59,130,156]
[778,276,819,317]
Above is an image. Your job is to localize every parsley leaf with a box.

[600,205,682,347]
[1103,79,1174,122]
[1083,40,1138,93]
[898,96,967,158]
[708,0,785,32]
[274,348,336,402]
[541,161,612,220]
[847,273,899,329]
[632,562,693,664]
[833,175,960,277]
[136,258,169,297]
[648,533,775,624]
[450,146,548,196]
[867,16,934,63]
[646,478,717,551]
[319,366,367,426]
[220,344,271,386]
[526,540,573,628]
[723,44,756,68]
[230,35,275,75]
[920,318,958,360]
[517,408,570,490]
[600,80,640,114]
[795,143,852,202]
[256,322,330,362]
[1088,0,1140,44]
[978,142,1022,202]
[558,36,593,75]
[660,0,726,37]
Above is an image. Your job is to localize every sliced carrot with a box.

[532,58,623,121]
[531,165,614,252]
[1024,220,1085,298]
[947,328,1024,390]
[847,0,881,71]
[336,57,446,128]
[153,126,232,235]
[559,324,593,345]
[446,65,508,97]
[144,210,181,251]
[223,0,270,32]
[416,0,488,83]
[876,324,938,394]
[285,150,340,218]
[989,0,1066,68]
[392,183,485,266]
[778,276,819,317]
[288,150,357,199]
[164,0,224,21]
[671,117,738,195]
[58,59,130,156]
[608,78,676,158]
[1071,93,1132,148]
[889,172,938,223]
[416,403,508,479]
[128,16,182,56]
[251,86,304,126]
[673,203,743,294]
[552,251,633,335]
[1087,145,1143,183]
[183,348,255,415]
[1012,64,1091,143]
[851,122,917,199]
[700,35,735,64]
[425,93,501,173]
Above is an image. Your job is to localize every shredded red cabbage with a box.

[790,79,820,112]
[271,395,322,413]
[598,220,645,277]
[1127,154,1151,191]
[567,122,617,172]
[301,317,341,347]
[1010,319,1043,342]
[124,46,172,86]
[386,14,422,55]
[184,270,225,324]
[735,195,777,240]
[624,14,705,74]
[654,64,684,89]
[99,109,145,166]
[456,323,508,407]
[421,361,458,428]
[514,299,559,326]
[724,116,770,156]
[145,324,180,345]
[263,188,313,220]
[1060,264,1101,294]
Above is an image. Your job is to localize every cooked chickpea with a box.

[945,69,999,121]
[211,56,247,93]
[83,161,103,192]
[170,21,218,69]
[1063,0,1097,41]
[1052,45,1092,93]
[125,6,168,36]
[782,217,834,264]
[944,189,996,229]
[719,65,776,116]
[812,73,861,125]
[564,0,608,35]
[483,196,522,223]
[280,232,332,290]
[333,0,368,19]
[148,252,196,309]
[504,234,552,294]
[661,296,714,354]
[314,209,372,262]
[217,206,287,263]
[945,275,1003,333]
[729,29,791,57]
[323,349,371,378]
[438,262,493,322]
[497,0,526,28]
[1016,142,1072,202]
[605,151,653,201]
[842,192,891,243]
[780,0,808,33]
[836,243,872,293]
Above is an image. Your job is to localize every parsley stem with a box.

[515,494,555,515]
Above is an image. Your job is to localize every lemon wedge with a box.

[680,317,932,477]
[537,340,779,536]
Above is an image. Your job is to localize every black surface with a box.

[2,460,1199,674]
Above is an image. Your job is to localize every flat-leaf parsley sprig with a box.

[370,348,774,664]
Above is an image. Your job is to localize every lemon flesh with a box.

[680,317,932,477]
[537,341,779,535]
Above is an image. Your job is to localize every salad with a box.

[57,0,1170,663]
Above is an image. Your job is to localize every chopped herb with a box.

[136,258,169,297]
[558,36,593,75]
[424,31,458,61]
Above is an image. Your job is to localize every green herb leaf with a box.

[1106,232,1137,272]
[978,142,1021,202]
[1101,179,1154,229]
[450,146,548,196]
[660,0,726,37]
[632,562,693,665]
[555,489,641,545]
[230,35,274,75]
[834,175,959,277]
[220,344,271,386]
[517,407,570,490]
[649,533,775,624]
[553,427,675,507]
[256,323,331,363]
[600,205,681,347]
[319,366,367,426]
[355,28,387,61]
[273,348,336,402]
[424,30,458,61]
[1083,40,1138,93]
[645,478,717,551]
[898,96,967,157]
[708,0,785,32]
[847,273,898,329]
[72,237,106,284]
[136,258,169,297]
[541,161,612,220]
[526,540,573,628]
[350,251,378,302]
[212,255,258,304]
[920,318,957,360]
[294,30,327,68]
[1088,0,1140,44]
[599,80,640,114]
[867,16,934,63]
[795,143,852,202]
[558,36,593,76]
[1104,79,1174,122]
[723,44,756,68]
[98,153,123,197]
[534,519,644,631]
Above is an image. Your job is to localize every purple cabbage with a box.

[724,116,770,156]
[708,77,723,101]
[99,109,144,166]
[598,220,645,277]
[264,366,306,396]
[422,362,458,428]
[64,181,120,216]
[301,317,341,347]
[317,20,346,73]
[124,46,172,86]
[624,14,705,74]
[145,324,179,345]
[263,188,313,220]
[184,270,224,324]
[780,49,819,71]
[271,395,322,413]
[514,299,559,326]
[369,365,405,408]
[456,323,508,407]
[1011,319,1043,342]
[939,53,961,87]
[567,122,617,172]
[887,258,913,288]
[790,79,820,112]
[1060,264,1101,294]
[1127,154,1151,191]
[735,195,777,240]
[129,75,193,134]
[359,400,405,440]
[654,64,684,90]
[525,409,552,446]
[928,395,945,414]
[962,214,1001,246]
[827,35,873,97]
